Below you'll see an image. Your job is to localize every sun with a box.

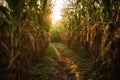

[52,0,64,24]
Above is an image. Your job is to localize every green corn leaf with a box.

[102,0,112,19]
[0,6,10,19]
[6,0,25,16]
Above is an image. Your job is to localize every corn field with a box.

[51,0,120,80]
[0,0,51,80]
[0,0,120,80]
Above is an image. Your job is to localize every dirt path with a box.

[53,46,79,80]
[29,43,81,80]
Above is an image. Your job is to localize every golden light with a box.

[52,0,64,24]
[52,12,62,24]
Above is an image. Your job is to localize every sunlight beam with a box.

[52,0,64,24]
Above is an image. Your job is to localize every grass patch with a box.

[29,43,58,80]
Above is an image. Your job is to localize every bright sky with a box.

[52,0,64,24]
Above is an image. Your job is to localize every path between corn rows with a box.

[29,43,86,80]
[53,45,79,80]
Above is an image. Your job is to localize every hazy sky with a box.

[52,0,65,24]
